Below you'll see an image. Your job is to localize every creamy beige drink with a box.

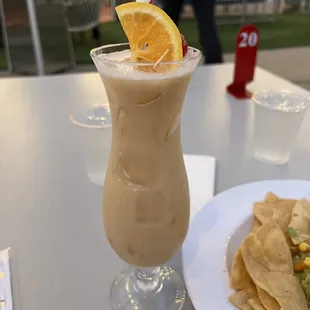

[91,4,201,308]
[103,76,190,267]
[92,47,200,267]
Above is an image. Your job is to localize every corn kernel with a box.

[304,257,310,267]
[299,242,309,252]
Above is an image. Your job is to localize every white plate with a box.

[182,179,310,310]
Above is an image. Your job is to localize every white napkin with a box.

[183,154,216,220]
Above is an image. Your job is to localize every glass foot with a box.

[111,265,186,310]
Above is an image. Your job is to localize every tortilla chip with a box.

[272,209,293,246]
[288,198,310,245]
[230,248,253,290]
[252,218,261,233]
[241,220,307,310]
[253,203,274,224]
[262,192,296,208]
[229,283,264,310]
[265,274,308,310]
[253,199,295,246]
[229,290,254,310]
[257,287,280,310]
[273,200,297,213]
[264,192,280,204]
[254,219,293,274]
[230,194,304,310]
[248,297,267,310]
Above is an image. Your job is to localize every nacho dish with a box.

[229,192,310,310]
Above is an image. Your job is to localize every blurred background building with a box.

[0,0,309,86]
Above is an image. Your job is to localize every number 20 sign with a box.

[227,24,260,99]
[239,31,259,48]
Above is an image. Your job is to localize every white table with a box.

[1,64,310,310]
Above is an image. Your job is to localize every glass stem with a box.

[134,266,161,293]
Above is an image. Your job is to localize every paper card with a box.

[184,154,216,220]
[0,248,13,310]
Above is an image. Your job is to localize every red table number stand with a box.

[227,24,260,99]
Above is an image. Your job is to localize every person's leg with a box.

[191,0,223,64]
[162,0,184,26]
[92,26,101,47]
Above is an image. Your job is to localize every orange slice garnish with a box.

[115,2,182,64]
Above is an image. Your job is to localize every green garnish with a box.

[288,227,297,238]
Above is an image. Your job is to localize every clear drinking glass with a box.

[90,43,201,310]
[252,89,310,165]
[70,104,112,186]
